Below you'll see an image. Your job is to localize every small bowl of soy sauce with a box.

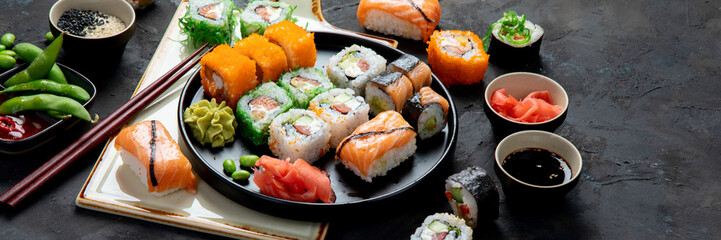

[494,130,582,203]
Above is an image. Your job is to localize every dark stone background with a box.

[1,0,720,239]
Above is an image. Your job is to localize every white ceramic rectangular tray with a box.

[75,1,396,239]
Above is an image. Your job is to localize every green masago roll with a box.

[183,98,238,147]
[179,0,237,48]
[239,0,295,37]
[278,67,333,109]
[236,82,294,146]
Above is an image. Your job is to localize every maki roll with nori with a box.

[236,82,293,146]
[278,67,333,109]
[308,88,370,149]
[403,87,449,140]
[444,166,500,228]
[268,109,331,164]
[327,44,386,96]
[179,0,236,48]
[365,71,413,116]
[388,54,433,93]
[239,0,295,37]
[410,213,473,240]
[482,10,544,65]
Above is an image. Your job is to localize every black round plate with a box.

[177,32,458,220]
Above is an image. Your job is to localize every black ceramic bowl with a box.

[494,130,582,202]
[483,72,568,138]
[48,0,136,63]
[0,63,96,154]
[177,32,458,221]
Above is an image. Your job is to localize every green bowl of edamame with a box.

[0,63,96,154]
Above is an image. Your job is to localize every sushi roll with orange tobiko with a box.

[426,30,489,86]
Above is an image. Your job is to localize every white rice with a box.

[327,44,386,96]
[308,88,369,148]
[417,103,446,139]
[268,109,330,164]
[361,9,423,41]
[410,213,473,240]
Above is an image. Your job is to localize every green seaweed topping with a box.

[179,1,238,48]
[482,10,532,51]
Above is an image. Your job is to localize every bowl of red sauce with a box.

[0,63,96,154]
[483,72,568,139]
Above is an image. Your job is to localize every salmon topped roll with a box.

[233,33,288,82]
[388,54,432,93]
[403,87,449,139]
[336,111,417,182]
[357,0,441,41]
[365,71,414,116]
[264,21,317,70]
[114,120,198,196]
[200,44,259,109]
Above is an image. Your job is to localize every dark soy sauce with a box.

[502,148,572,186]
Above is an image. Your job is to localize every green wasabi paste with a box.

[183,98,238,147]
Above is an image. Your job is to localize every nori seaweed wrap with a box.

[444,166,500,227]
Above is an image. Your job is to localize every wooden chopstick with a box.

[0,43,212,208]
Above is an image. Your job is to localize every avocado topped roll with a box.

[239,0,295,37]
[308,88,370,148]
[482,10,544,65]
[268,109,331,164]
[236,82,293,146]
[278,67,333,109]
[327,44,386,96]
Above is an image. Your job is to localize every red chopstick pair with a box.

[0,43,213,208]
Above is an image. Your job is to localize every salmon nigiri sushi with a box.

[357,0,441,41]
[336,111,417,182]
[253,155,336,203]
[114,120,198,196]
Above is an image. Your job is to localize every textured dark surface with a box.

[2,0,721,239]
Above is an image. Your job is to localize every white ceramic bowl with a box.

[483,72,569,138]
[494,130,582,201]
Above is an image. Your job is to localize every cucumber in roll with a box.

[268,109,331,164]
[327,44,386,96]
[236,82,294,146]
[482,10,544,65]
[239,0,296,37]
[410,213,473,240]
[278,67,333,109]
[444,166,500,228]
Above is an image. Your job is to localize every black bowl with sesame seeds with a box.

[49,0,135,65]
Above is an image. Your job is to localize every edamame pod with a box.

[4,34,63,87]
[46,110,71,119]
[0,80,90,102]
[0,50,16,57]
[1,33,15,47]
[12,42,67,84]
[0,55,15,68]
[0,94,92,121]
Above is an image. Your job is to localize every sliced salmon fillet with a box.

[490,88,562,123]
[114,120,197,195]
[253,156,336,203]
[335,111,417,180]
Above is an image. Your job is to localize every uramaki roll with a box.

[200,44,258,109]
[426,30,489,86]
[264,20,317,70]
[233,33,288,82]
